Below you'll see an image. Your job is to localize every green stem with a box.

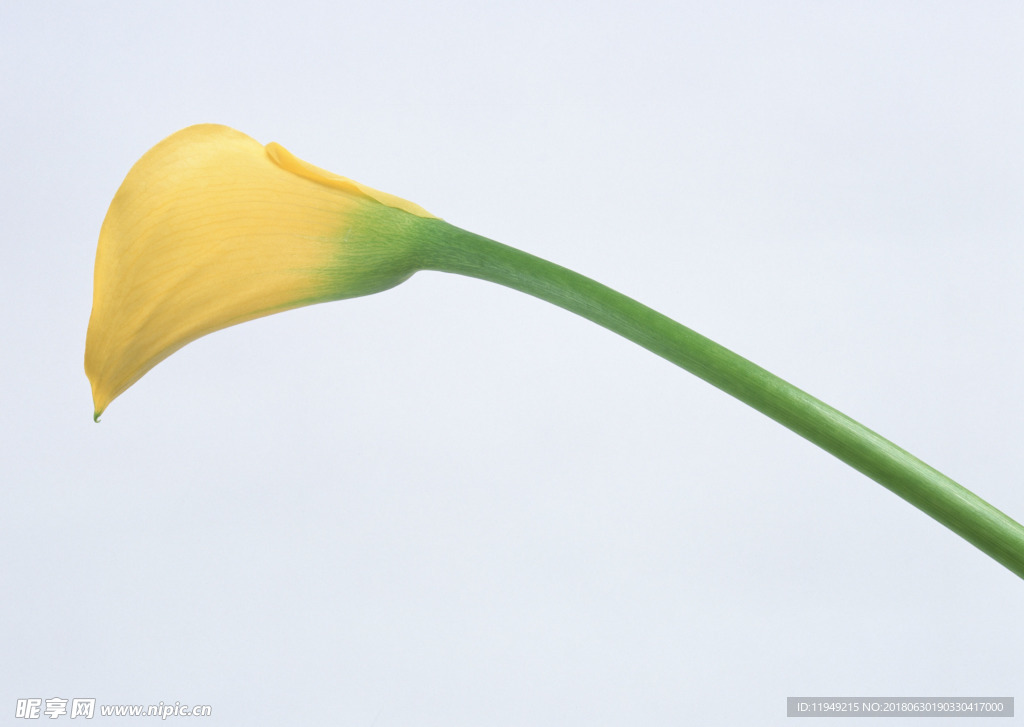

[417,221,1024,579]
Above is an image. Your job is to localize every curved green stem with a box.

[416,221,1024,578]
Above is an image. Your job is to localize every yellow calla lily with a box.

[84,124,438,420]
[85,124,1024,580]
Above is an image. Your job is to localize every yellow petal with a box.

[85,124,436,420]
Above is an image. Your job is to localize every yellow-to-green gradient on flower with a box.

[84,124,438,420]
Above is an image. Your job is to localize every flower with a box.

[85,124,438,420]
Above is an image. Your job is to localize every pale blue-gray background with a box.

[2,1,1022,724]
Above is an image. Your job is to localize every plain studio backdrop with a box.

[2,1,1022,724]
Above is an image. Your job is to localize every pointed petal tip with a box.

[87,370,109,422]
